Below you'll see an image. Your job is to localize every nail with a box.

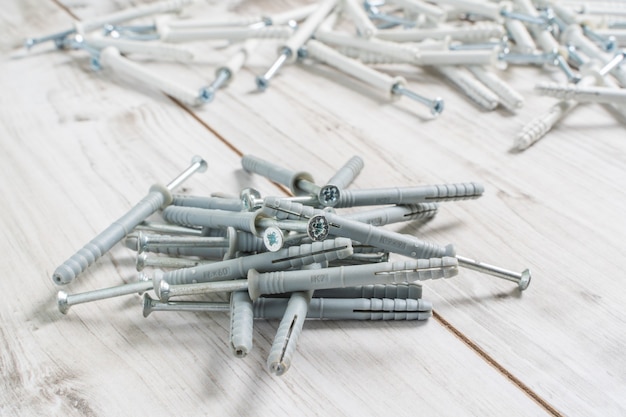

[142,293,229,317]
[256,48,291,91]
[158,279,248,302]
[136,252,211,271]
[24,28,76,50]
[58,277,152,314]
[456,255,531,290]
[52,155,206,285]
[391,83,445,116]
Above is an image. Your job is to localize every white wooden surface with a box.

[1,1,626,416]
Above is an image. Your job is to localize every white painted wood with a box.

[3,1,626,416]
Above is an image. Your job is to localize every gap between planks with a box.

[433,311,563,417]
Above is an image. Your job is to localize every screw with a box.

[319,155,364,207]
[551,50,581,83]
[500,9,548,26]
[256,47,291,91]
[137,232,234,251]
[103,24,159,40]
[199,68,231,103]
[64,35,103,71]
[306,214,330,241]
[456,255,531,290]
[565,45,587,68]
[166,155,208,190]
[256,0,345,91]
[240,188,264,211]
[582,25,617,53]
[142,293,230,318]
[263,197,454,260]
[136,253,211,271]
[136,228,265,255]
[562,25,626,87]
[52,155,207,285]
[58,276,152,314]
[158,278,249,302]
[391,68,443,108]
[262,226,285,252]
[257,218,323,247]
[317,184,340,206]
[24,28,77,50]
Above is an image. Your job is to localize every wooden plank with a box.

[0,2,549,416]
[40,1,626,415]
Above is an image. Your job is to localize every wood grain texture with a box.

[2,0,626,416]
